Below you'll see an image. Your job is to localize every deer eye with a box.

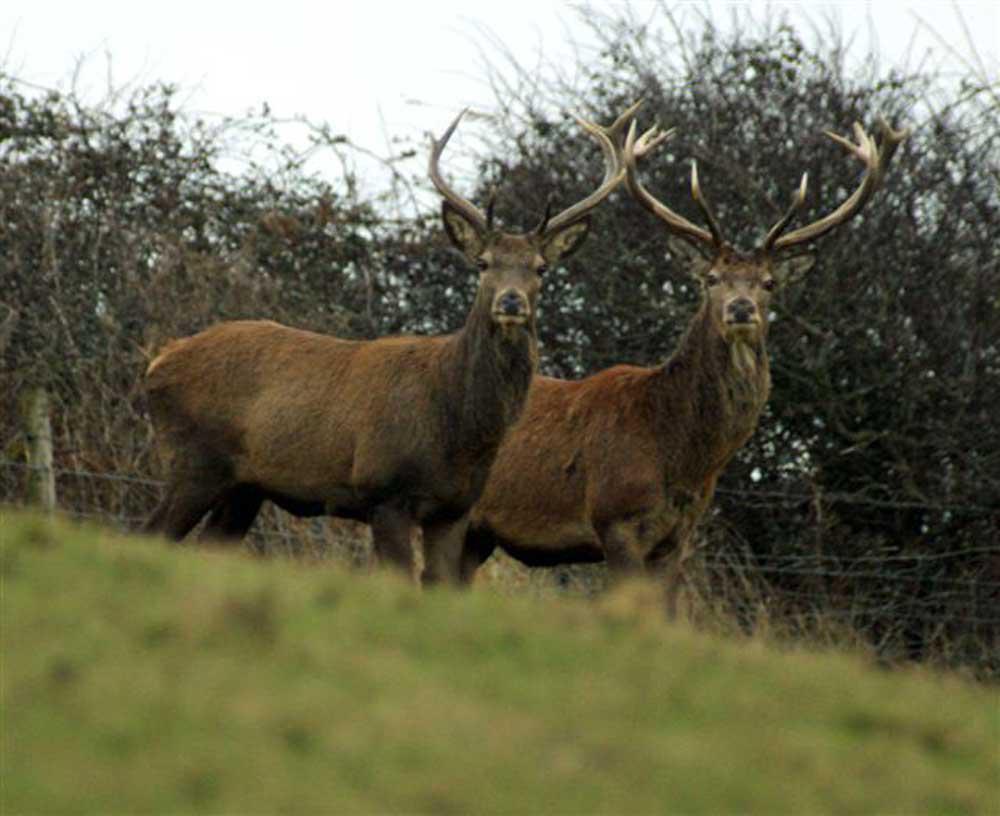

[536,264,548,276]
[476,258,490,272]
[762,278,776,291]
[705,272,721,286]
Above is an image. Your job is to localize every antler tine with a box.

[624,119,718,249]
[769,117,909,252]
[690,161,725,247]
[606,98,646,144]
[485,186,498,232]
[428,109,489,234]
[533,194,554,235]
[873,116,910,185]
[540,102,636,236]
[762,172,809,251]
[630,120,675,159]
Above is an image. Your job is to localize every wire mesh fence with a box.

[3,457,997,679]
[0,459,371,566]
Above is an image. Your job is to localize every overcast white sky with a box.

[2,1,997,199]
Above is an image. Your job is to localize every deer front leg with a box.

[599,520,646,579]
[646,532,695,620]
[370,503,419,582]
[422,514,470,587]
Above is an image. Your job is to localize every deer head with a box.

[430,104,634,333]
[625,117,910,347]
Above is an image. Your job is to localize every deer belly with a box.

[496,524,605,567]
[490,514,602,562]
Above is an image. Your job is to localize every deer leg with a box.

[203,484,264,543]
[599,521,646,580]
[143,454,234,542]
[422,514,470,587]
[370,503,418,580]
[458,526,496,585]
[143,478,226,542]
[647,534,694,620]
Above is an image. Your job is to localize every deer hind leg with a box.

[203,484,264,543]
[422,514,470,587]
[370,503,419,581]
[143,456,233,542]
[143,478,227,542]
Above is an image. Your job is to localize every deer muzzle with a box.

[725,297,759,327]
[493,289,530,324]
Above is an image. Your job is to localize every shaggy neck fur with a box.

[439,288,538,461]
[652,301,771,477]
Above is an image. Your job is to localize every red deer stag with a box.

[461,116,909,611]
[143,103,636,583]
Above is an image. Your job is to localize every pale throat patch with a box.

[730,339,758,377]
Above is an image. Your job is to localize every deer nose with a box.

[727,297,757,324]
[496,289,528,318]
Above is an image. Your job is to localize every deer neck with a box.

[442,291,538,453]
[653,303,771,467]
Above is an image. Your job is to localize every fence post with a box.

[21,385,56,512]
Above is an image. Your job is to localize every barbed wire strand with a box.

[3,458,997,515]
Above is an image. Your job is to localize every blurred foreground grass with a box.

[2,510,997,814]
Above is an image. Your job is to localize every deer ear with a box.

[774,253,816,285]
[442,201,487,259]
[541,217,591,264]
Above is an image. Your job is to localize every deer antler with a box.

[428,109,489,234]
[761,173,809,250]
[690,161,725,247]
[764,117,910,252]
[539,100,640,236]
[432,104,637,238]
[624,119,724,250]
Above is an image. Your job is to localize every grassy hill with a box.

[3,510,997,814]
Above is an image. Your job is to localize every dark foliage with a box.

[0,78,418,525]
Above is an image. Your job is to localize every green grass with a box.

[3,510,998,815]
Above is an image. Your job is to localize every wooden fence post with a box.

[21,386,56,512]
